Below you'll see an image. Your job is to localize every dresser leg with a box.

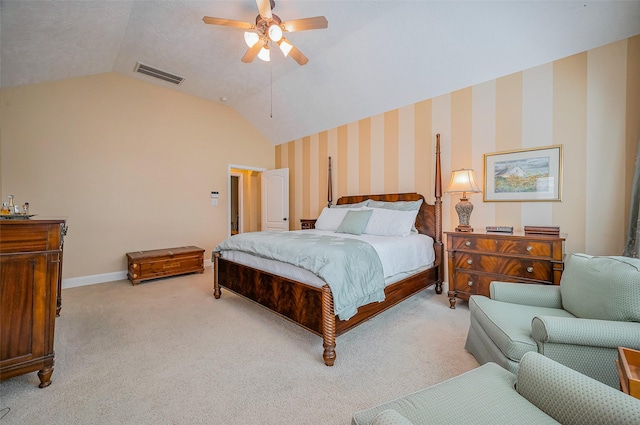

[38,366,53,388]
[448,291,457,309]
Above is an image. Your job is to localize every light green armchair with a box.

[352,352,640,425]
[465,253,640,388]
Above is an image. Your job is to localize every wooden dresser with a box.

[445,231,565,308]
[0,218,67,387]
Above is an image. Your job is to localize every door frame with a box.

[230,172,243,235]
[227,164,266,237]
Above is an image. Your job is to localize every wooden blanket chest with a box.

[126,246,204,285]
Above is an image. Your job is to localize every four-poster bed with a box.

[213,135,444,366]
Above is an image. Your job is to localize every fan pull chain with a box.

[270,59,273,118]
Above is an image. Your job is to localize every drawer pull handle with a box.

[468,280,473,286]
[133,263,138,269]
[465,241,471,247]
[133,273,138,278]
[467,259,473,265]
[527,266,534,273]
[526,246,533,252]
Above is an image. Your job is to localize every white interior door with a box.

[262,168,289,231]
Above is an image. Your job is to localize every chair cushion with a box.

[352,362,560,425]
[469,295,574,362]
[560,253,640,322]
[370,410,414,425]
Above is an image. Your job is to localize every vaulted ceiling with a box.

[2,1,639,145]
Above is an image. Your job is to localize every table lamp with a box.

[446,169,482,232]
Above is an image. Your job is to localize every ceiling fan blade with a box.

[256,0,272,19]
[282,16,328,32]
[241,41,264,63]
[202,16,254,30]
[288,44,309,66]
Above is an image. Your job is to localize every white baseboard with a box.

[62,258,213,289]
[62,271,128,289]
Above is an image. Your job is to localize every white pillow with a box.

[367,199,423,233]
[363,208,419,237]
[314,207,353,231]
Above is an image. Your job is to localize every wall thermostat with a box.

[211,191,219,198]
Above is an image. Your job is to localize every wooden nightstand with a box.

[445,231,565,308]
[300,219,317,230]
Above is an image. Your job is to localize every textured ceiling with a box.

[2,1,640,145]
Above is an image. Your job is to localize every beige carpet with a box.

[0,269,479,425]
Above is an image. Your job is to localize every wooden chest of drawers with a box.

[126,246,204,285]
[1,218,67,387]
[445,231,565,308]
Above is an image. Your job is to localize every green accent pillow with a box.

[331,199,371,208]
[560,253,640,321]
[336,209,373,235]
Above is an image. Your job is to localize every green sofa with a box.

[352,352,640,425]
[465,253,640,388]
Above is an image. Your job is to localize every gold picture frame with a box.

[484,145,563,202]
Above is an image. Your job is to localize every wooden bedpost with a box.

[327,156,333,208]
[434,134,443,294]
[321,285,336,366]
[213,252,221,299]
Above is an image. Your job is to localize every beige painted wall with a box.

[277,36,640,258]
[0,73,274,279]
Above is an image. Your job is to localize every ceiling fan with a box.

[203,0,328,66]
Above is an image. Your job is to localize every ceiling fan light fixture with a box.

[244,31,260,47]
[278,39,293,57]
[267,24,283,42]
[258,44,271,62]
[203,1,327,66]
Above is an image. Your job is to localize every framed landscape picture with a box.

[484,145,563,202]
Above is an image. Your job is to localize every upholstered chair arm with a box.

[489,282,563,308]
[516,352,640,425]
[531,316,640,349]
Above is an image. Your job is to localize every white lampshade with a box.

[446,169,482,195]
[268,24,283,42]
[244,32,259,48]
[447,169,481,232]
[258,44,270,62]
[278,38,293,57]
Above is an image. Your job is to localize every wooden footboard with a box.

[214,252,442,366]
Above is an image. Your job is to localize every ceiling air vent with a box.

[134,62,184,85]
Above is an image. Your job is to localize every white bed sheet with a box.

[218,230,435,289]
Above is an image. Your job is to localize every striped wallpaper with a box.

[276,36,640,257]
